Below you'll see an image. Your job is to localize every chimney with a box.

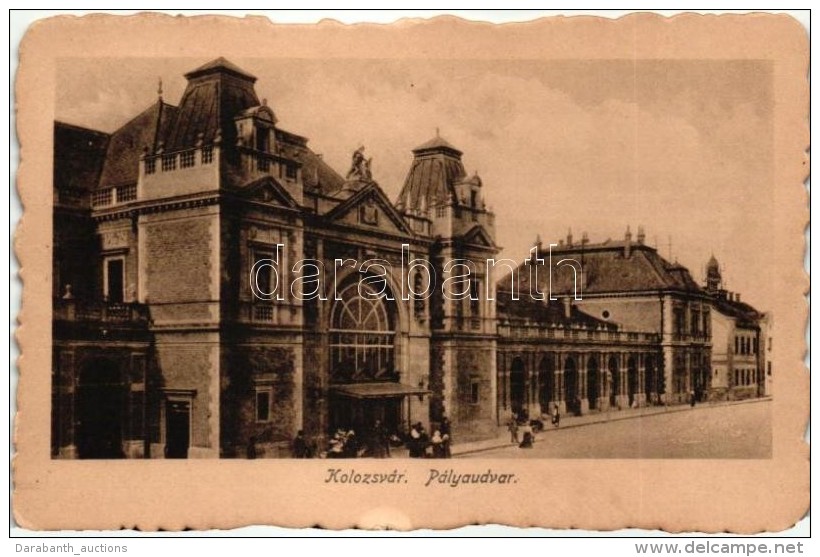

[563,297,572,318]
[736,293,741,302]
[637,226,645,245]
[567,228,573,247]
[624,225,632,258]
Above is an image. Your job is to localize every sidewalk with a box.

[450,396,771,457]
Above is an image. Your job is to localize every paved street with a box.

[458,399,771,459]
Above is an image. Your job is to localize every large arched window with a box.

[330,280,395,382]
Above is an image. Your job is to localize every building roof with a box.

[98,101,177,189]
[412,135,463,156]
[53,122,110,193]
[497,290,617,330]
[164,60,260,151]
[396,134,466,211]
[184,57,257,82]
[499,239,705,296]
[710,293,762,328]
[279,134,346,193]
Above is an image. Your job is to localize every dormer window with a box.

[255,124,270,152]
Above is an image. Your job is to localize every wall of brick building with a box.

[97,220,139,302]
[152,332,220,457]
[141,207,220,306]
[220,342,299,458]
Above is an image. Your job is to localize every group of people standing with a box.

[407,418,452,458]
[285,417,453,459]
[508,403,560,449]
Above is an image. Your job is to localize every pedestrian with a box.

[507,414,519,444]
[431,430,445,458]
[292,430,310,458]
[246,435,257,459]
[519,422,534,449]
[369,420,389,458]
[409,422,422,458]
[440,416,452,458]
[343,430,359,458]
[690,390,696,408]
[551,403,560,427]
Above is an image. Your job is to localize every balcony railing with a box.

[672,332,710,342]
[90,184,139,208]
[54,300,150,325]
[498,322,660,345]
[142,145,217,178]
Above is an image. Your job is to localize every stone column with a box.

[579,352,589,414]
[556,353,566,414]
[618,352,629,409]
[635,353,646,407]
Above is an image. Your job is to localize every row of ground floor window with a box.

[52,347,766,459]
[496,348,722,421]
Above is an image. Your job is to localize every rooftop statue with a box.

[346,146,373,182]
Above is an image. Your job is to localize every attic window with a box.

[255,125,270,152]
[180,151,195,168]
[602,310,610,319]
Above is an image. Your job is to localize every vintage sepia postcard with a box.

[12,12,809,532]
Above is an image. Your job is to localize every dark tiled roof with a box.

[497,291,616,330]
[500,242,704,296]
[53,122,109,193]
[164,59,259,151]
[294,147,346,193]
[711,294,762,328]
[98,101,177,189]
[184,57,257,82]
[396,135,466,211]
[412,135,462,155]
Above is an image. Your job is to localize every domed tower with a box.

[706,255,722,294]
[398,133,499,441]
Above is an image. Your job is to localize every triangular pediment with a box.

[241,176,299,209]
[462,224,497,249]
[326,183,414,236]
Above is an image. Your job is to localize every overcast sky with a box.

[57,57,774,309]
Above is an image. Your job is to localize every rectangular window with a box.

[674,308,685,335]
[753,337,758,354]
[105,258,125,303]
[285,164,298,180]
[251,251,273,298]
[145,157,157,174]
[91,189,113,207]
[255,389,272,422]
[470,279,480,316]
[256,155,270,172]
[180,150,196,168]
[161,154,177,172]
[735,337,739,354]
[256,126,270,152]
[470,382,480,405]
[201,147,214,164]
